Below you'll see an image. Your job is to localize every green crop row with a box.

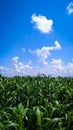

[0,75,73,130]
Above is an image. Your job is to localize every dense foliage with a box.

[0,75,73,130]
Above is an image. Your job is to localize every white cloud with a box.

[50,59,73,76]
[12,57,32,75]
[31,41,61,65]
[12,56,19,63]
[0,66,8,72]
[67,2,73,14]
[54,41,62,50]
[0,42,73,77]
[31,13,53,33]
[0,66,5,70]
[0,58,73,77]
[0,66,9,76]
[51,59,66,75]
[51,58,63,65]
[67,62,73,76]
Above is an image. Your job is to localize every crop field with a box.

[0,75,73,130]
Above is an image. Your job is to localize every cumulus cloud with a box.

[51,58,63,66]
[54,41,62,50]
[31,13,53,33]
[66,2,73,14]
[0,66,9,76]
[0,66,8,74]
[12,56,19,63]
[67,62,73,75]
[0,43,73,77]
[50,59,66,76]
[12,57,32,75]
[30,41,61,65]
[0,66,5,71]
[0,58,73,77]
[51,59,73,76]
[33,59,73,77]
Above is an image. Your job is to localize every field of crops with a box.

[0,75,73,130]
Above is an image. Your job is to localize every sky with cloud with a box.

[0,0,73,77]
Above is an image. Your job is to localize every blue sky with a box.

[0,0,73,76]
